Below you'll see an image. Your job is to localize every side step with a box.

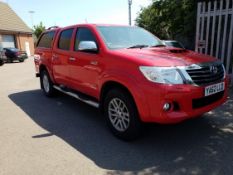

[53,85,99,108]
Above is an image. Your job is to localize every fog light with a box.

[163,103,171,111]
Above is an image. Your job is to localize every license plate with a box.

[205,82,225,96]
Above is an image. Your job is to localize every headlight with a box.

[222,64,226,78]
[139,66,184,84]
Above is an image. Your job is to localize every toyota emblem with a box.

[210,66,218,74]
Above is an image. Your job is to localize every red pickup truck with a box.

[34,24,229,140]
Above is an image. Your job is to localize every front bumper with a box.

[139,78,229,124]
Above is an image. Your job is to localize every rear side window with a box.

[37,31,55,48]
[58,29,74,50]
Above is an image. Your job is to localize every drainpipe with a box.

[17,33,21,50]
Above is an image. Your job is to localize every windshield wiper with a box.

[150,44,166,47]
[127,45,149,49]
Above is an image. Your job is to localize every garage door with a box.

[1,35,16,48]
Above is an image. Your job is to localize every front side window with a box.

[97,26,164,50]
[37,31,55,48]
[75,28,97,51]
[58,29,74,50]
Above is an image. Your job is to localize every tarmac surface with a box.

[0,58,233,175]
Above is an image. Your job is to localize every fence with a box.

[195,0,233,81]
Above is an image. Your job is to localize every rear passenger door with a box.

[52,28,74,86]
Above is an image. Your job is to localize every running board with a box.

[53,85,99,108]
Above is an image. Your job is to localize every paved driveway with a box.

[0,58,233,175]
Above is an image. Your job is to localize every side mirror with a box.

[78,41,98,53]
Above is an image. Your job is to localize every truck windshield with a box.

[97,26,164,50]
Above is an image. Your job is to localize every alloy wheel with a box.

[108,98,130,132]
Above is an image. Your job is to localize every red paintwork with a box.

[34,24,229,124]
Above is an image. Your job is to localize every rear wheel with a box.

[0,60,4,66]
[104,88,142,141]
[7,57,13,63]
[40,70,56,97]
[19,58,24,62]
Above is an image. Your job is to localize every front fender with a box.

[99,69,150,122]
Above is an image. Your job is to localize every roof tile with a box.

[0,2,32,33]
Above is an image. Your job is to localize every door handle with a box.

[69,57,76,61]
[52,54,59,59]
[90,61,98,65]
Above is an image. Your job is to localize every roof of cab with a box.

[46,23,132,31]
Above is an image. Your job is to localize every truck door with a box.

[68,27,101,98]
[52,28,74,86]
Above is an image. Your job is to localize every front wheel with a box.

[40,70,56,97]
[104,89,142,141]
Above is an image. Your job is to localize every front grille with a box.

[192,91,224,109]
[186,63,224,86]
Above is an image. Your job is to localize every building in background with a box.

[0,2,34,56]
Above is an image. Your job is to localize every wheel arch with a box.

[100,81,134,101]
[39,64,55,85]
[99,81,138,114]
[99,76,151,122]
[39,64,47,73]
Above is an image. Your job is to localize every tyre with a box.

[40,70,56,97]
[104,88,142,141]
[7,58,13,63]
[0,60,4,66]
[19,58,24,62]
